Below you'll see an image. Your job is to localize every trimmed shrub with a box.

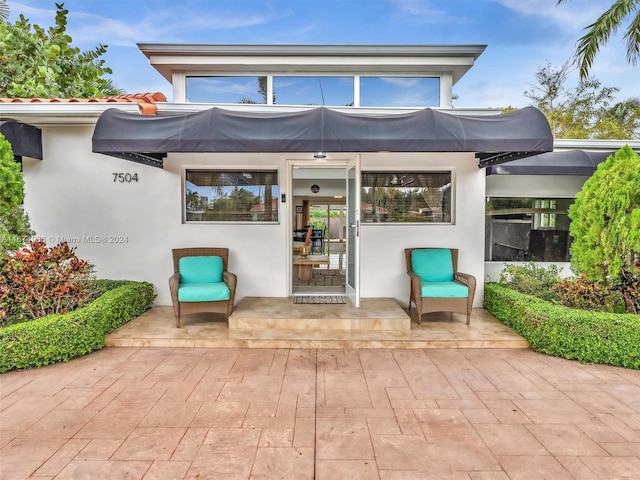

[484,283,640,369]
[568,145,640,313]
[497,262,562,302]
[0,281,155,373]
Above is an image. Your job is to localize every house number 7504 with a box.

[112,173,139,183]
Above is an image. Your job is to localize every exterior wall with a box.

[359,153,485,307]
[22,125,486,307]
[484,173,590,281]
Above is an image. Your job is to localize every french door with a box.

[345,156,361,307]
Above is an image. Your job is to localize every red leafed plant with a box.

[0,240,94,326]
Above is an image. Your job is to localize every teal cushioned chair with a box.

[405,248,476,325]
[169,247,237,328]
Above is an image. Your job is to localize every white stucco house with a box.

[1,44,637,308]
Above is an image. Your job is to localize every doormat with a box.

[293,296,346,304]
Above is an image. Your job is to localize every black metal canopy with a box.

[485,149,618,176]
[92,106,553,168]
[0,120,43,160]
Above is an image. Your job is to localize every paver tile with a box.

[1,347,639,480]
[526,424,608,456]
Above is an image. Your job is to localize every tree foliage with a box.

[568,145,640,312]
[0,3,122,98]
[0,134,32,255]
[524,62,639,139]
[557,0,640,79]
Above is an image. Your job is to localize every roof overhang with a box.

[0,120,42,160]
[92,106,553,169]
[486,147,639,176]
[137,43,487,85]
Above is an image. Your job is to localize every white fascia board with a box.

[155,103,501,117]
[554,138,640,151]
[138,43,487,60]
[141,44,486,85]
[149,56,476,83]
[0,103,141,126]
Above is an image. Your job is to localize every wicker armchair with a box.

[405,248,476,325]
[169,247,237,328]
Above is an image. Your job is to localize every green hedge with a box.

[484,283,640,369]
[0,281,155,373]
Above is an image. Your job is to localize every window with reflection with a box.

[485,197,574,262]
[360,76,440,107]
[360,171,452,223]
[273,76,354,106]
[185,170,279,222]
[186,76,268,103]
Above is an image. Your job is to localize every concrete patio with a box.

[1,345,639,479]
[104,299,529,350]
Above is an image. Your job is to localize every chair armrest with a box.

[407,271,422,301]
[223,271,238,306]
[455,272,477,301]
[454,272,476,288]
[169,272,181,317]
[169,272,180,294]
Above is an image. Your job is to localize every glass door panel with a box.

[346,158,360,307]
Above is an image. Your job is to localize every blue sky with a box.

[6,0,639,108]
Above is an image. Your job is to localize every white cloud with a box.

[388,0,465,24]
[13,3,287,48]
[494,0,613,30]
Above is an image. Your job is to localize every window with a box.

[534,199,557,228]
[184,75,442,107]
[485,197,574,262]
[185,170,279,222]
[273,76,354,106]
[360,171,452,223]
[186,76,268,104]
[360,76,440,107]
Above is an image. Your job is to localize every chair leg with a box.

[175,305,181,328]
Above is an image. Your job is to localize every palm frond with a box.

[624,6,640,64]
[0,0,10,20]
[558,0,640,78]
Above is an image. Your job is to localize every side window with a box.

[184,170,279,223]
[360,171,452,223]
[485,197,574,262]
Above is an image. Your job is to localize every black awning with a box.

[0,120,43,160]
[93,107,553,166]
[92,106,552,168]
[485,150,617,176]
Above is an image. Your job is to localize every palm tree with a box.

[605,97,640,136]
[557,0,640,78]
[0,0,9,20]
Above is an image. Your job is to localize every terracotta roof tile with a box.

[0,92,167,115]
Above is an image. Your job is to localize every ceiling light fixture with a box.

[313,151,327,159]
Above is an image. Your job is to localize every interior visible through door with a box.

[291,167,347,295]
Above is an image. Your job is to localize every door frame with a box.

[286,158,360,301]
